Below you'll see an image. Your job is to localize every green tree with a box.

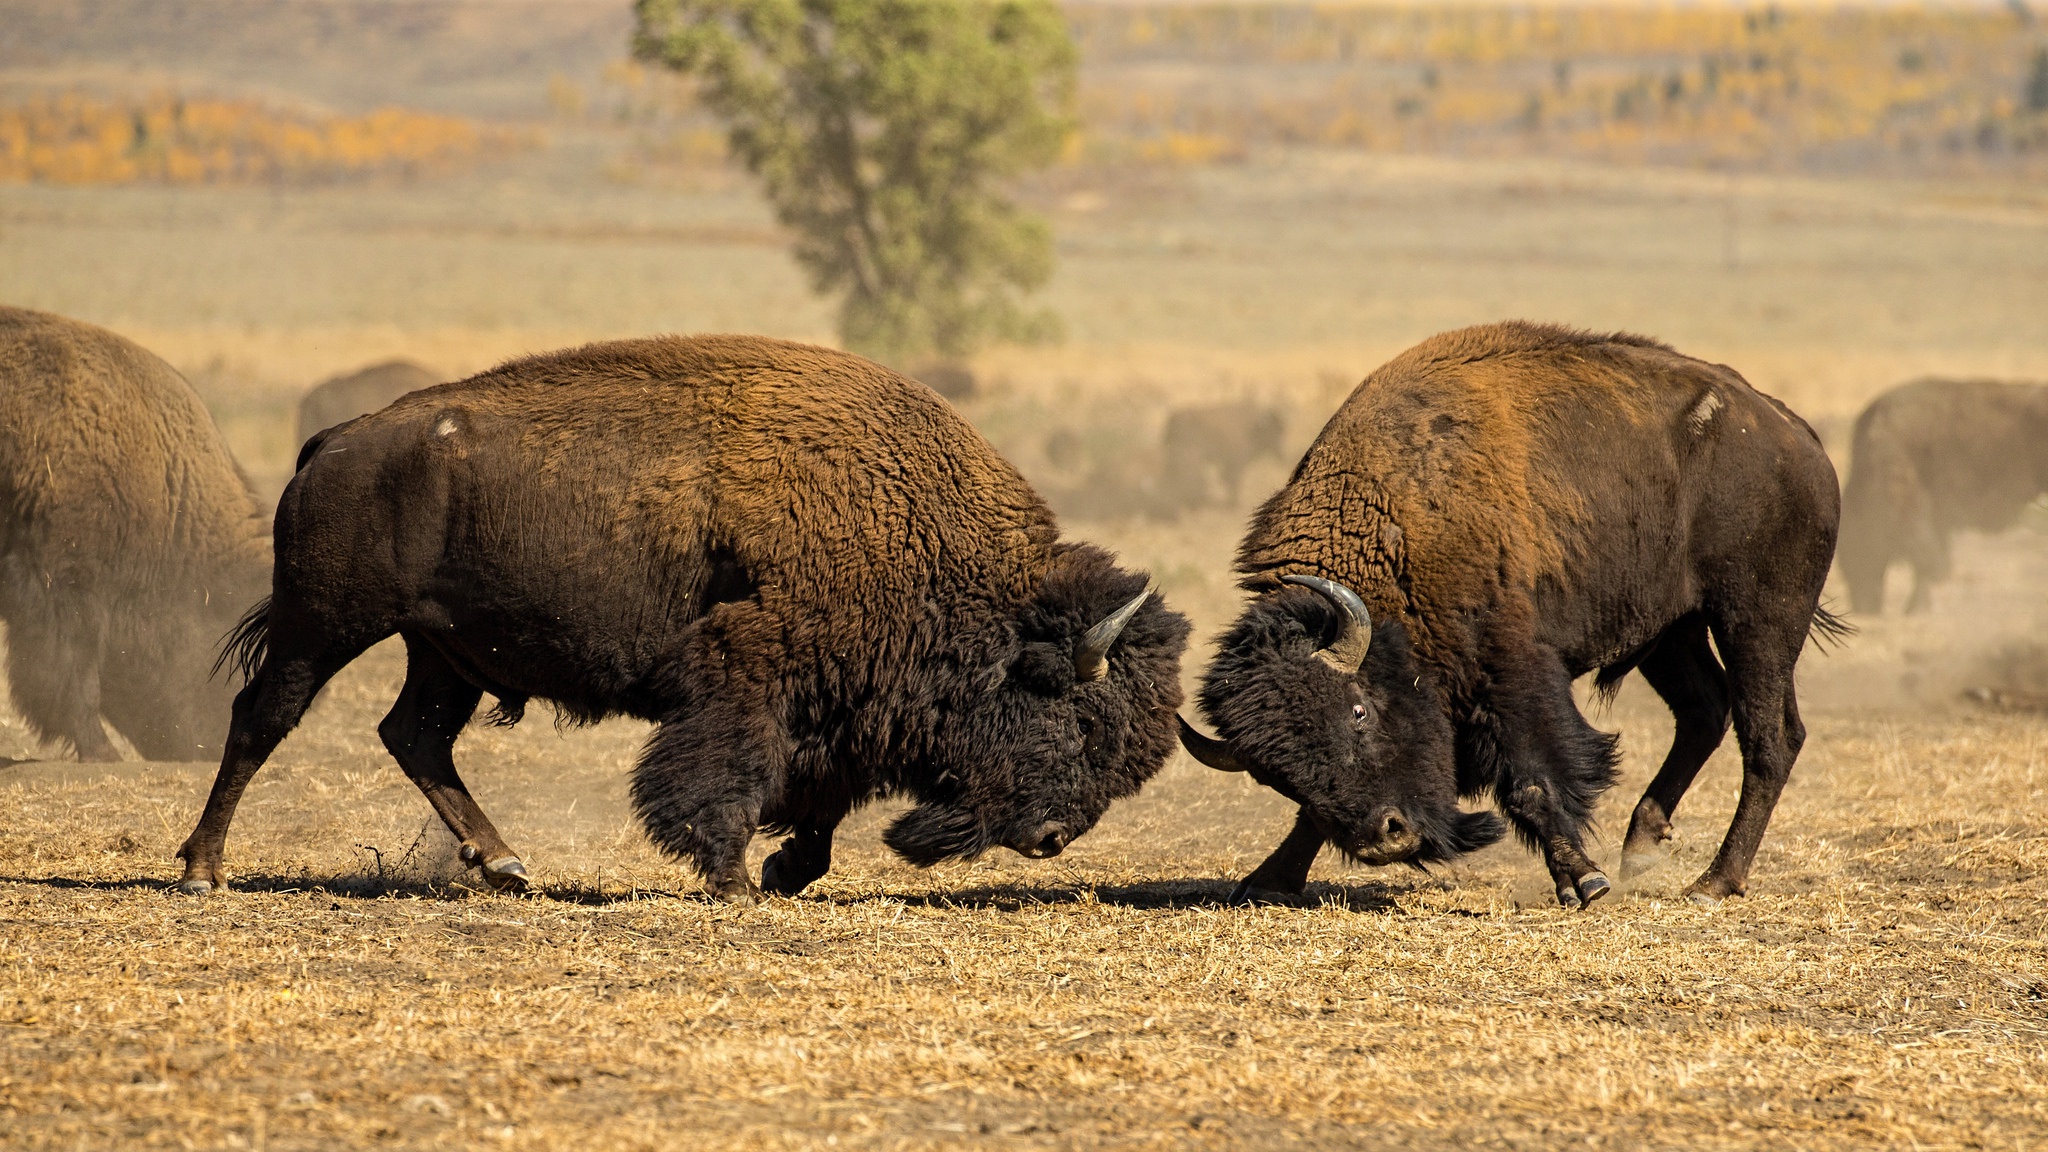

[633,0,1075,363]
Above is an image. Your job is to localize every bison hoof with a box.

[1686,889,1722,908]
[759,853,813,897]
[709,877,763,907]
[1228,877,1300,904]
[1575,872,1611,909]
[479,856,529,893]
[1554,884,1581,909]
[173,877,215,896]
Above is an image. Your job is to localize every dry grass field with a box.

[8,3,2048,1148]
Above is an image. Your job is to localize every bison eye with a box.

[1351,703,1368,727]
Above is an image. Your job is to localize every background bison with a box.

[0,307,271,761]
[1837,378,2048,615]
[1181,322,1842,907]
[179,335,1190,901]
[294,359,440,449]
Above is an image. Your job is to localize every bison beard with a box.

[176,335,1189,903]
[1184,322,1840,908]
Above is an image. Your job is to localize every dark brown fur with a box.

[1837,378,2048,614]
[294,359,440,448]
[0,307,271,760]
[180,335,1189,900]
[1197,322,1841,906]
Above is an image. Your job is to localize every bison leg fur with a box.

[176,649,353,894]
[760,815,843,897]
[632,717,779,906]
[1230,808,1323,902]
[1621,618,1730,880]
[379,638,527,893]
[1483,657,1618,909]
[1685,630,1806,905]
[2,591,118,761]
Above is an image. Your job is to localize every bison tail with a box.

[211,596,272,685]
[1808,603,1854,652]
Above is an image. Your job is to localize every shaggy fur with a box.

[293,359,440,448]
[0,307,271,760]
[178,335,1189,901]
[1195,321,1840,906]
[1837,378,2048,615]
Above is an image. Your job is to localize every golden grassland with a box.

[0,93,535,186]
[2,643,2047,1149]
[4,51,2048,1143]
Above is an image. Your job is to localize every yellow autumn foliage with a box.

[0,93,533,185]
[1070,2,2048,173]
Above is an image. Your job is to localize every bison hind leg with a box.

[2,591,118,761]
[378,638,528,892]
[1621,617,1730,880]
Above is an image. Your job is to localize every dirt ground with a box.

[7,31,2048,1148]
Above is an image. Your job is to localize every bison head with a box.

[1179,576,1503,868]
[884,547,1191,867]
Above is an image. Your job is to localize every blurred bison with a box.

[0,307,271,760]
[179,336,1190,901]
[295,359,440,448]
[1180,323,1841,907]
[1160,401,1286,511]
[1837,378,2048,615]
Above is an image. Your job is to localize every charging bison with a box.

[0,306,271,761]
[1837,378,2048,615]
[1179,322,1842,907]
[295,359,440,449]
[178,335,1190,901]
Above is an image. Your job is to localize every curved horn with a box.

[1073,587,1149,682]
[1283,574,1371,675]
[1177,715,1251,773]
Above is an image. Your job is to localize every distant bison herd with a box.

[2,302,2037,909]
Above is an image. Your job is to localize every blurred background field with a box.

[4,1,2048,1148]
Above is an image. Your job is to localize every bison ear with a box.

[1073,587,1150,682]
[1283,574,1370,675]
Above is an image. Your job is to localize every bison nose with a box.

[1017,822,1070,859]
[1368,807,1421,859]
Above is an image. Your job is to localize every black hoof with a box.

[1575,872,1611,909]
[709,877,763,906]
[1555,885,1582,910]
[759,852,815,897]
[479,856,529,892]
[173,878,215,896]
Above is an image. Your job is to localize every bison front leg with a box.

[1230,808,1324,902]
[760,814,843,897]
[630,716,782,906]
[1481,655,1620,909]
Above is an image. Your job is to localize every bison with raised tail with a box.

[0,307,271,761]
[178,335,1189,902]
[1179,322,1841,907]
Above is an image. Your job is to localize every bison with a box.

[0,306,271,760]
[1160,401,1287,512]
[1178,322,1842,907]
[177,335,1190,901]
[295,359,440,449]
[1837,378,2048,615]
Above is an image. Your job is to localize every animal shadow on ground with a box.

[834,876,1406,913]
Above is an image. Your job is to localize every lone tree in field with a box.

[633,0,1074,363]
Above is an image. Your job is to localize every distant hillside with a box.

[0,0,632,118]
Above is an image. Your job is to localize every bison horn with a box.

[1177,716,1250,773]
[1284,574,1371,675]
[1073,587,1149,682]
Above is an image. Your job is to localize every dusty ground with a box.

[7,34,2048,1148]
